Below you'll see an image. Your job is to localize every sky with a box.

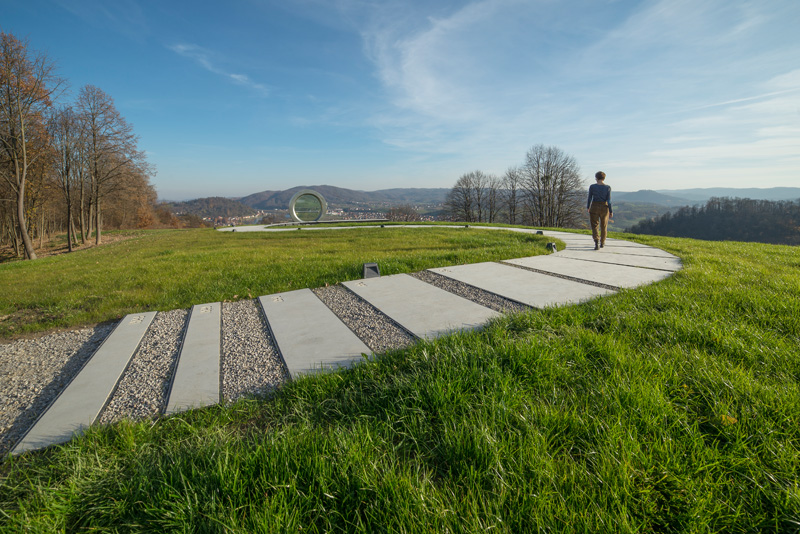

[4,0,799,200]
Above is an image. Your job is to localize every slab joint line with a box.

[551,255,678,272]
[500,261,621,291]
[420,270,534,311]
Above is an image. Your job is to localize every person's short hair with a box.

[595,171,606,181]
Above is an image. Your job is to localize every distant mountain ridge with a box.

[614,190,694,207]
[237,185,450,210]
[167,186,800,218]
[653,187,800,202]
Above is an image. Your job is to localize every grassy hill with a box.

[2,229,799,531]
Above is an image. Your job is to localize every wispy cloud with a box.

[169,43,270,96]
[331,0,800,187]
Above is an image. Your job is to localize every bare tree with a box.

[0,33,61,260]
[76,85,146,244]
[502,166,522,225]
[446,172,476,222]
[520,144,585,228]
[447,171,506,223]
[469,171,487,222]
[484,173,501,223]
[48,105,81,251]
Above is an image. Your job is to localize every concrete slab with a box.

[559,241,678,257]
[166,303,221,415]
[342,274,500,339]
[429,262,616,308]
[259,289,371,378]
[505,255,673,288]
[13,312,157,454]
[604,247,677,258]
[557,250,682,271]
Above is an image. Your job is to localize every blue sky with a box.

[5,0,799,200]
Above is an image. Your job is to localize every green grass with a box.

[0,226,552,338]
[1,232,799,532]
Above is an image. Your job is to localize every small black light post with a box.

[362,263,380,278]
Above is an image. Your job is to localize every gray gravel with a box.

[0,266,537,456]
[313,285,417,352]
[98,309,189,425]
[222,299,287,402]
[0,323,115,456]
[411,269,530,314]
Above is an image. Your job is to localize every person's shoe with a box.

[600,242,604,248]
[594,241,599,250]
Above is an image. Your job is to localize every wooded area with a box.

[445,144,585,227]
[629,197,800,245]
[0,32,169,261]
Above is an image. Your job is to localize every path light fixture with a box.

[362,263,380,278]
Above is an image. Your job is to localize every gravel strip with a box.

[222,299,287,402]
[500,261,621,291]
[0,323,115,456]
[411,270,530,314]
[98,309,189,425]
[313,285,417,352]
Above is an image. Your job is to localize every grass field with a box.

[1,230,799,532]
[0,226,550,338]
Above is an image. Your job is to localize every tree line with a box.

[445,144,586,227]
[1,32,167,261]
[628,197,800,245]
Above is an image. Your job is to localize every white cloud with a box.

[169,43,270,96]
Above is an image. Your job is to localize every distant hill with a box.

[614,190,694,207]
[654,187,800,203]
[238,185,449,210]
[608,202,677,232]
[167,197,256,218]
[629,197,800,245]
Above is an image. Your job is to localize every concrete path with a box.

[166,303,221,414]
[504,255,672,288]
[10,227,681,455]
[259,290,371,378]
[342,274,500,339]
[430,261,616,308]
[14,312,156,454]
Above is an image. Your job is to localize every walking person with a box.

[587,171,613,250]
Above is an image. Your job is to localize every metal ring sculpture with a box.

[289,189,328,223]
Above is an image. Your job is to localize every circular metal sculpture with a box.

[289,189,327,222]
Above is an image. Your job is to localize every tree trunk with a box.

[66,200,75,252]
[79,180,87,243]
[88,201,94,240]
[12,226,20,258]
[17,183,37,260]
[94,196,102,245]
